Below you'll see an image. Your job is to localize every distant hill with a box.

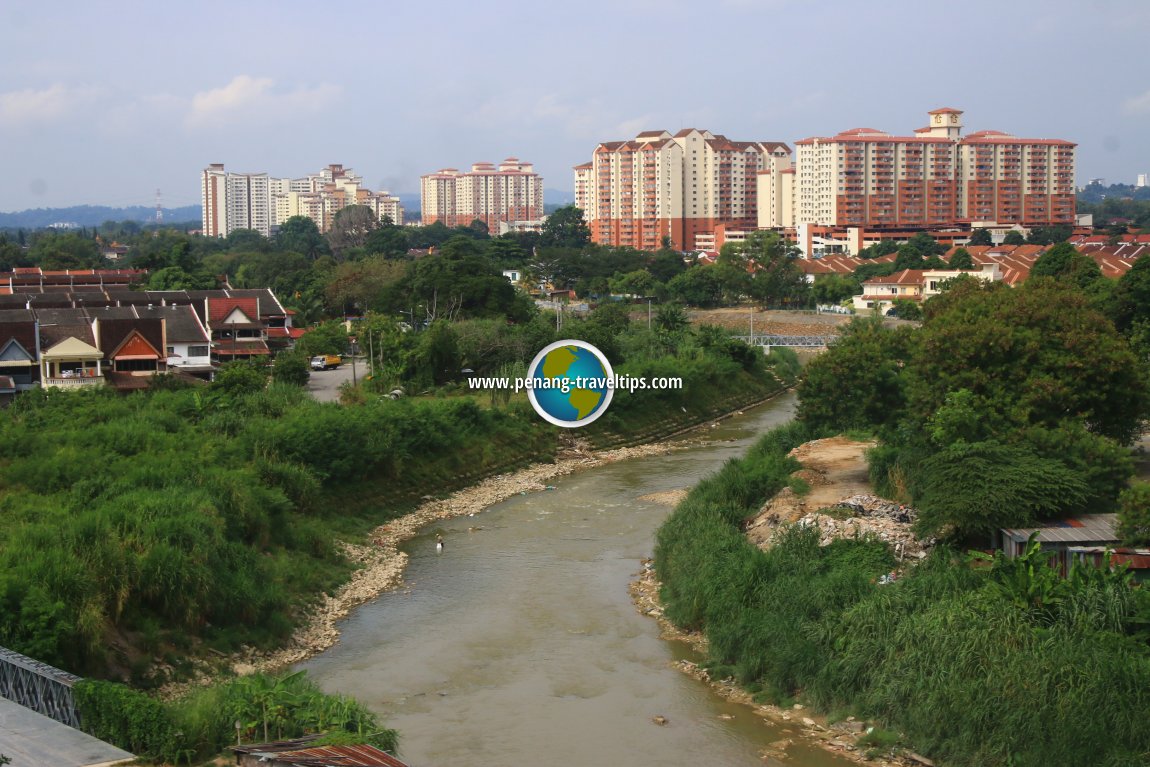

[0,205,202,229]
[545,188,574,206]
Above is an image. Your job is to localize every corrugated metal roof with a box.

[233,738,410,767]
[1003,514,1118,544]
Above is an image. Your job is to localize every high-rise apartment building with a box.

[760,108,1076,230]
[201,164,403,238]
[420,159,544,233]
[202,164,272,237]
[574,129,791,252]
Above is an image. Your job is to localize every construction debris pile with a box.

[793,494,935,559]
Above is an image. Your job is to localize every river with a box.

[301,392,853,767]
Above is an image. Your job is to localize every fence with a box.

[0,645,82,728]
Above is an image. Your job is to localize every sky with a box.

[1,0,1148,212]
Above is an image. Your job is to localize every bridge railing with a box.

[734,334,836,348]
[0,645,82,728]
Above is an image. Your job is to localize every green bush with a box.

[655,420,1150,767]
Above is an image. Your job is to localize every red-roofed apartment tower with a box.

[759,108,1076,232]
[574,129,792,252]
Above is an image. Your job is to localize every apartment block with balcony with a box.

[575,129,790,252]
[202,163,404,238]
[770,109,1075,232]
[420,159,544,233]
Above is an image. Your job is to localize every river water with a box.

[301,392,852,767]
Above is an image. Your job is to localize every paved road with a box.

[305,357,363,403]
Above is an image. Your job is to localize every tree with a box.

[272,352,310,387]
[0,237,29,270]
[906,232,946,257]
[916,441,1091,537]
[210,360,268,398]
[225,228,270,253]
[28,232,101,269]
[655,303,689,333]
[609,269,657,297]
[811,273,860,304]
[276,216,329,260]
[649,249,687,283]
[948,247,975,270]
[857,239,899,259]
[1030,242,1103,291]
[1113,254,1150,331]
[486,237,528,267]
[1030,242,1077,278]
[414,321,460,386]
[146,266,217,290]
[1003,230,1026,246]
[797,317,914,433]
[666,265,723,308]
[539,205,591,248]
[712,242,753,303]
[1117,481,1150,546]
[890,298,922,320]
[324,257,406,315]
[907,278,1148,445]
[327,205,380,257]
[892,244,924,270]
[725,231,808,307]
[467,218,490,239]
[393,237,527,321]
[362,217,409,259]
[1027,225,1073,245]
[968,228,993,246]
[296,321,350,357]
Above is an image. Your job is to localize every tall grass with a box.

[655,420,1150,767]
[75,671,397,764]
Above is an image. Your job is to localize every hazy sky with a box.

[1,0,1148,212]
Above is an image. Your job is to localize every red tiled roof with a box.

[960,135,1075,146]
[208,297,258,323]
[863,269,927,286]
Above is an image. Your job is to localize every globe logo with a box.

[527,340,615,428]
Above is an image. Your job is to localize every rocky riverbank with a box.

[159,440,676,700]
[630,560,928,767]
[631,433,938,767]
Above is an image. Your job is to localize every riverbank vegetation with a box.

[75,670,396,764]
[0,299,791,680]
[656,273,1150,766]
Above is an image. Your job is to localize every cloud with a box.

[1122,89,1150,115]
[186,75,341,129]
[0,84,97,127]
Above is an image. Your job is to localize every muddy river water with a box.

[301,392,852,767]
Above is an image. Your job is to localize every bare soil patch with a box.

[685,308,851,338]
[745,436,874,547]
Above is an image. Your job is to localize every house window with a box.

[166,346,175,356]
[115,359,158,372]
[188,345,210,357]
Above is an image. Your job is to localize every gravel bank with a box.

[630,561,922,767]
[224,442,673,676]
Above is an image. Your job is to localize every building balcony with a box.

[44,374,105,389]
